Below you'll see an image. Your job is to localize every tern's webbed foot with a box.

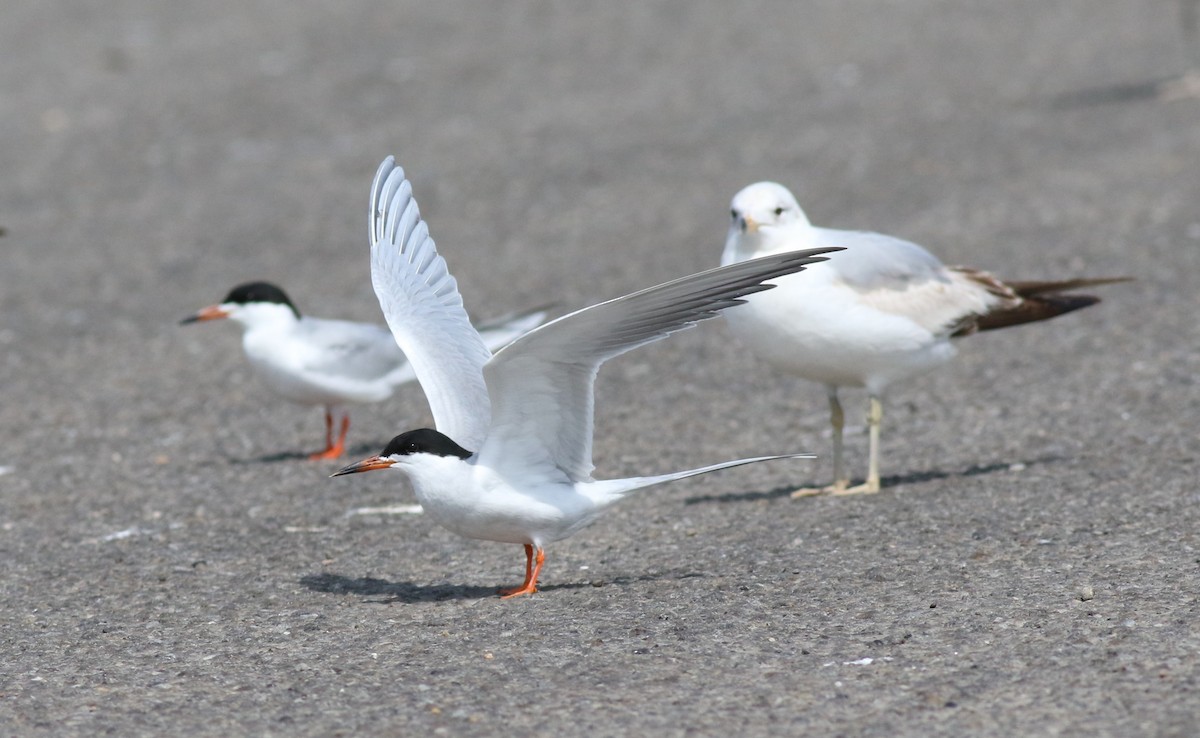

[498,583,539,598]
[308,445,344,461]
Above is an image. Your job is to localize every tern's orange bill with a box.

[330,455,395,477]
[179,305,230,325]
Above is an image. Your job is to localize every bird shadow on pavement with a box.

[1048,75,1186,108]
[225,442,380,466]
[300,572,498,602]
[300,572,603,603]
[300,569,687,603]
[228,450,310,464]
[683,454,1066,505]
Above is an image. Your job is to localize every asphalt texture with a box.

[2,1,1199,736]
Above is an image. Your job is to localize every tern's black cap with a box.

[222,281,300,318]
[382,428,472,459]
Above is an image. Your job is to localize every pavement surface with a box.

[2,1,1198,735]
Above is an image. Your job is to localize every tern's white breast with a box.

[241,327,390,406]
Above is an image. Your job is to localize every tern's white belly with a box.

[405,459,602,547]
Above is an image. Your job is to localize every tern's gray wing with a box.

[478,248,841,483]
[296,308,544,394]
[368,157,492,450]
[295,317,411,385]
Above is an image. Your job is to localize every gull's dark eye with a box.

[773,206,785,217]
[730,209,738,221]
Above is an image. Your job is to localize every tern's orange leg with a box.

[309,412,350,461]
[498,544,534,596]
[499,545,544,598]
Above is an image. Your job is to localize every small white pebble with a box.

[101,527,144,542]
[344,504,423,517]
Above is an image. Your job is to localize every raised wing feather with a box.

[478,248,841,483]
[368,157,493,450]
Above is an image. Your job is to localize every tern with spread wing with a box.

[182,281,547,460]
[333,158,839,597]
[722,181,1128,497]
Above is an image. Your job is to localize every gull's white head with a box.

[723,182,812,263]
[729,182,810,235]
[180,281,301,330]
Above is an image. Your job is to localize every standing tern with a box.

[722,181,1128,497]
[181,281,547,460]
[333,157,839,597]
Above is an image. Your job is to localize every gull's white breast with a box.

[724,258,959,394]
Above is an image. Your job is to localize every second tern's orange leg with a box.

[309,411,350,461]
[499,545,544,598]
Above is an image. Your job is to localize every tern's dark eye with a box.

[404,441,420,454]
[773,206,785,217]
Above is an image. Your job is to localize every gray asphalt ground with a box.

[2,1,1199,735]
